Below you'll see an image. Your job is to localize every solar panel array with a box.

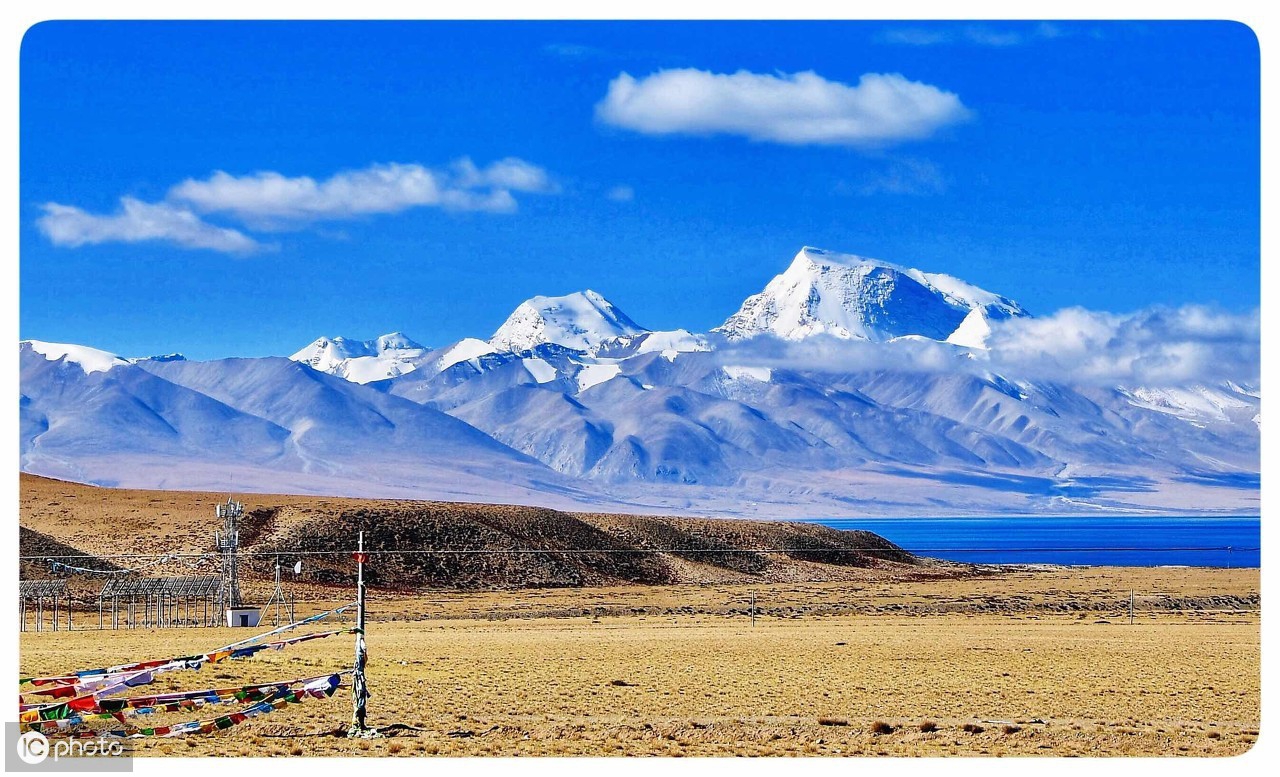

[18,579,69,598]
[98,576,222,599]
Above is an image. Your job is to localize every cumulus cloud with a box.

[36,197,261,254]
[35,157,557,252]
[170,158,556,226]
[984,306,1260,386]
[709,305,1260,387]
[596,69,969,147]
[712,331,963,376]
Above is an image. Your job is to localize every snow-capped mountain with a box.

[19,344,597,507]
[21,340,129,374]
[18,245,1259,517]
[489,290,647,352]
[290,332,431,384]
[715,247,1027,343]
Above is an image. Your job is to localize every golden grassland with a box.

[19,568,1260,757]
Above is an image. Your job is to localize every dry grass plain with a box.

[19,568,1259,758]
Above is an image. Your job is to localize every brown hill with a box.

[18,474,958,592]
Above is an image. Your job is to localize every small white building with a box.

[226,607,262,628]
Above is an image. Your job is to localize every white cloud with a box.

[36,197,261,254]
[36,157,558,252]
[878,23,1066,47]
[711,305,1259,387]
[606,185,635,202]
[170,158,555,226]
[596,69,969,147]
[450,157,558,194]
[985,306,1260,386]
[851,158,947,196]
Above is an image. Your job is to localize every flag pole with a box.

[349,530,369,735]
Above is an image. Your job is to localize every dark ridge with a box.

[19,526,124,578]
[18,526,126,605]
[248,504,920,590]
[247,506,675,590]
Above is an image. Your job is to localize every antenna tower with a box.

[214,497,244,612]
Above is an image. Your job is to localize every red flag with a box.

[352,552,368,563]
[67,694,98,712]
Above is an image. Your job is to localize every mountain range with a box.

[19,247,1260,517]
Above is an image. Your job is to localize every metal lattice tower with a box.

[214,497,244,611]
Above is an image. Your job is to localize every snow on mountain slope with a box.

[17,245,1258,516]
[137,357,516,459]
[290,332,430,383]
[1118,384,1260,427]
[577,363,622,392]
[434,338,496,372]
[715,247,1026,343]
[946,307,995,348]
[21,340,129,374]
[591,329,711,359]
[490,290,647,352]
[20,347,292,482]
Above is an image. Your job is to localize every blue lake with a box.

[809,516,1261,567]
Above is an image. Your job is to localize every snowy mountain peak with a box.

[373,332,425,352]
[715,246,1026,343]
[489,290,648,352]
[20,340,129,374]
[290,332,430,384]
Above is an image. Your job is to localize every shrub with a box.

[818,717,849,727]
[962,723,985,734]
[1002,725,1022,735]
[918,721,939,733]
[870,721,895,735]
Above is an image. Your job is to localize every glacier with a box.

[19,247,1259,517]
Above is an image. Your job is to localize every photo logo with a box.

[16,731,48,765]
[5,724,132,772]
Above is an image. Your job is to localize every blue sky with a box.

[20,20,1259,359]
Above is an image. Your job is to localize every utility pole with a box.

[1129,590,1134,625]
[750,590,756,628]
[349,530,370,736]
[262,555,286,625]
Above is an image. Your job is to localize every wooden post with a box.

[1129,591,1134,625]
[350,530,370,735]
[750,590,756,628]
